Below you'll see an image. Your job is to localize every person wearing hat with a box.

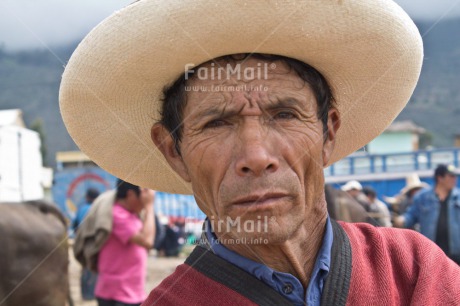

[60,0,460,305]
[400,173,430,198]
[340,180,372,211]
[341,182,388,226]
[384,173,429,215]
[340,180,363,198]
[395,165,460,264]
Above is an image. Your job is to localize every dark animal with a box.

[325,184,376,224]
[0,201,70,306]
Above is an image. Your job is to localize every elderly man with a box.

[60,0,460,305]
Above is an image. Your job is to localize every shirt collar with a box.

[204,216,333,306]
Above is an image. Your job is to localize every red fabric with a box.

[340,222,460,306]
[143,223,460,305]
[142,263,257,306]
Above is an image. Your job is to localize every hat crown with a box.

[342,180,363,191]
[401,173,429,194]
[405,173,422,187]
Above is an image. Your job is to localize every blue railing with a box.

[325,147,460,177]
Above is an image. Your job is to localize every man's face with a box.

[154,58,339,244]
[438,173,457,191]
[126,188,151,214]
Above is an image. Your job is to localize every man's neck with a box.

[435,185,451,201]
[117,199,134,212]
[216,212,327,288]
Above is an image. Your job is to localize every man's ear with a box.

[322,108,341,166]
[151,123,191,182]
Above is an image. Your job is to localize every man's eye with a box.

[273,111,296,120]
[204,119,227,129]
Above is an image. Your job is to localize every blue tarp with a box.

[52,167,206,221]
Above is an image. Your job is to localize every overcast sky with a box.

[1,0,460,50]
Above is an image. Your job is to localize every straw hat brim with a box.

[59,0,423,194]
[401,182,430,195]
[383,196,401,205]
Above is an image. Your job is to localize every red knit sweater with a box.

[341,222,460,305]
[143,222,460,305]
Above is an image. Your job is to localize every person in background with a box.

[324,184,369,223]
[341,180,372,211]
[395,165,460,264]
[384,173,429,215]
[362,187,392,227]
[73,188,100,230]
[72,187,100,300]
[95,180,155,306]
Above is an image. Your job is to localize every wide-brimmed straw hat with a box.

[60,0,423,194]
[383,173,429,205]
[400,173,429,195]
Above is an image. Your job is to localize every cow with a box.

[0,201,70,306]
[325,184,379,225]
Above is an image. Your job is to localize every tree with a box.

[419,131,433,150]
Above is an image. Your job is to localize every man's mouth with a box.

[231,192,289,211]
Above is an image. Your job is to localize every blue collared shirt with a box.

[205,217,333,306]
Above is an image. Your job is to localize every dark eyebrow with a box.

[192,104,244,122]
[263,97,303,110]
[196,107,224,119]
[191,97,302,124]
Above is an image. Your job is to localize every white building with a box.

[0,109,48,202]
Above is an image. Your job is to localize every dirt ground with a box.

[69,247,186,306]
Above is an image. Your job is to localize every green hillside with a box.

[0,44,80,167]
[0,19,459,167]
[398,18,460,145]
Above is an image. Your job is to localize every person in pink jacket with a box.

[95,180,155,306]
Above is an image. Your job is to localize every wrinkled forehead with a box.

[184,55,311,107]
[186,55,298,85]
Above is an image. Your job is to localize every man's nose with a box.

[234,123,279,177]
